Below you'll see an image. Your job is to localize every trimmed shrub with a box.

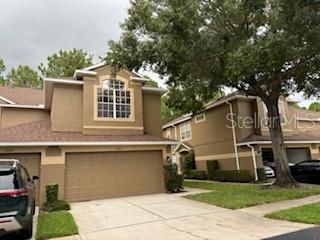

[257,168,267,181]
[183,151,196,176]
[210,170,253,183]
[164,164,183,193]
[42,184,70,212]
[185,170,207,180]
[206,160,220,179]
[42,200,71,212]
[46,184,58,203]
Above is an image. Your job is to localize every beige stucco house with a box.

[0,63,176,204]
[163,92,320,180]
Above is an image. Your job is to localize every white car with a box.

[264,165,275,178]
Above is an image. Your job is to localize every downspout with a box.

[247,144,258,181]
[226,101,240,170]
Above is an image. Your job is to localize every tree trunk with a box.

[266,100,299,188]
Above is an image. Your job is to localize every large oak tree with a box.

[106,0,320,187]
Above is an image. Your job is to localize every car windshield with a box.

[0,170,19,190]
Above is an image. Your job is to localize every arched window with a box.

[97,80,131,118]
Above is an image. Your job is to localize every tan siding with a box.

[192,104,234,157]
[51,84,83,132]
[234,99,255,140]
[143,92,162,137]
[0,108,49,129]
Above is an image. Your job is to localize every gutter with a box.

[247,144,258,181]
[0,104,44,109]
[44,78,84,85]
[0,141,178,147]
[226,100,240,170]
[237,140,320,146]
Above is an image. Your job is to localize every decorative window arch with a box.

[97,79,131,119]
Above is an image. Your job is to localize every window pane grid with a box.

[181,122,191,140]
[97,80,131,119]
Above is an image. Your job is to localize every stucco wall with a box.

[0,107,49,129]
[82,66,144,135]
[143,92,162,137]
[51,84,83,132]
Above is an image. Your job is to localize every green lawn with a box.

[265,202,320,224]
[184,181,320,209]
[36,211,78,240]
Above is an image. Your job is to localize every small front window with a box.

[180,121,192,141]
[195,113,206,123]
[97,80,131,119]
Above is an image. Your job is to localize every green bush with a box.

[42,200,71,212]
[210,170,253,183]
[46,184,58,203]
[183,151,196,176]
[164,163,183,193]
[42,184,70,212]
[185,170,207,180]
[206,160,220,179]
[257,168,267,181]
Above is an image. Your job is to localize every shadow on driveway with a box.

[264,226,320,240]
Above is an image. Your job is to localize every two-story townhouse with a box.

[0,63,176,204]
[163,92,320,180]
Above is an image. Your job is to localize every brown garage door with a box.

[65,151,164,202]
[0,153,41,204]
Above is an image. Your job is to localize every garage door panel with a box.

[0,153,41,204]
[65,151,164,202]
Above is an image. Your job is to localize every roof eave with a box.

[73,70,97,78]
[0,141,179,147]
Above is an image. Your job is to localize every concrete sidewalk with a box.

[239,194,320,217]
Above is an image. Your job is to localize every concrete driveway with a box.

[70,188,314,240]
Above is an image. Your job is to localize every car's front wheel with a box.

[19,221,33,239]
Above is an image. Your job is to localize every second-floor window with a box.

[180,121,192,141]
[97,80,131,119]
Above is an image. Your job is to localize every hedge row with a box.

[185,159,266,183]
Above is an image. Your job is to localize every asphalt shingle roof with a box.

[0,120,172,143]
[0,86,43,106]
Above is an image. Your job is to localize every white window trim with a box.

[94,78,135,122]
[180,121,192,141]
[195,113,206,123]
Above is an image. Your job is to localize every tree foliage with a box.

[144,78,158,87]
[309,102,320,112]
[39,49,93,78]
[7,65,42,88]
[106,0,320,106]
[0,58,5,85]
[161,94,184,123]
[106,0,320,187]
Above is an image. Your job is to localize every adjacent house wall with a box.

[191,103,238,170]
[0,107,49,129]
[50,84,83,132]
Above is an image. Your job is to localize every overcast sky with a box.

[0,0,316,107]
[0,0,129,71]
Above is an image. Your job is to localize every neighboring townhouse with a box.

[163,92,320,180]
[0,63,176,204]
